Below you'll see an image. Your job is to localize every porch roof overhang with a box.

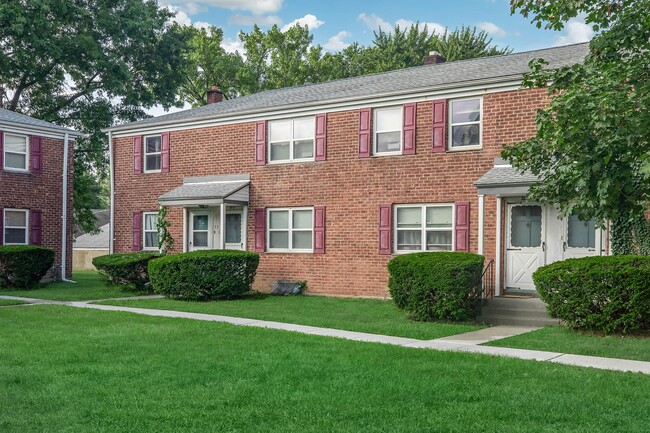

[476,158,539,196]
[158,174,250,207]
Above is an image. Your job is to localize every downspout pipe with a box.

[109,131,115,254]
[61,133,75,283]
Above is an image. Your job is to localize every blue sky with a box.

[161,0,594,54]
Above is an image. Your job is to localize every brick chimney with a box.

[206,85,223,104]
[423,51,446,65]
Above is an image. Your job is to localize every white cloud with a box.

[193,21,211,30]
[554,17,594,46]
[146,102,192,117]
[221,37,245,54]
[358,13,392,31]
[477,21,506,37]
[229,14,283,26]
[395,19,446,35]
[163,0,283,15]
[281,14,324,32]
[359,14,446,35]
[323,31,351,51]
[166,6,192,26]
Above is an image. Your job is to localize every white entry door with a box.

[189,210,212,251]
[506,204,546,291]
[224,206,245,250]
[564,214,601,259]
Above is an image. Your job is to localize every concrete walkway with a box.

[2,295,649,375]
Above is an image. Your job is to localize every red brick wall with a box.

[113,87,548,297]
[0,135,74,279]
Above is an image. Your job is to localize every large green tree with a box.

[503,0,650,254]
[0,0,190,233]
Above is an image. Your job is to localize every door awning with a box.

[158,174,250,207]
[476,158,539,196]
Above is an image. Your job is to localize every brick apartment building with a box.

[106,43,605,298]
[0,108,79,280]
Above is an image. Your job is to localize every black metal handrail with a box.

[481,259,495,299]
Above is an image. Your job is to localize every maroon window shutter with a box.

[358,108,371,158]
[255,121,267,166]
[30,136,42,172]
[132,211,142,251]
[254,208,265,252]
[378,204,392,255]
[313,206,325,254]
[29,209,42,245]
[0,131,4,169]
[432,99,447,153]
[161,132,170,173]
[133,136,142,174]
[402,103,416,155]
[0,208,3,246]
[455,202,470,252]
[315,114,327,161]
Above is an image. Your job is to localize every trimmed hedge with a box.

[148,250,259,301]
[0,245,55,289]
[92,252,159,291]
[388,252,485,322]
[534,256,650,333]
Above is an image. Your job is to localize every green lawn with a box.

[1,306,648,433]
[0,271,145,301]
[0,299,27,306]
[99,295,485,340]
[486,326,650,362]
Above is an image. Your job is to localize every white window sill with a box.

[446,145,482,152]
[143,169,162,174]
[2,167,29,173]
[267,158,316,165]
[372,151,403,157]
[4,242,28,246]
[266,249,314,254]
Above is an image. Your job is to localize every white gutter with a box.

[108,130,115,254]
[61,133,75,283]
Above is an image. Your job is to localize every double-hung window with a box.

[3,133,28,171]
[374,106,402,154]
[268,117,314,163]
[267,207,313,252]
[144,135,162,172]
[449,97,482,149]
[4,209,28,245]
[395,204,454,252]
[142,212,159,250]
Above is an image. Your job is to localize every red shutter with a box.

[313,206,325,254]
[0,208,3,245]
[315,114,327,161]
[432,99,447,153]
[29,209,42,245]
[133,136,142,174]
[31,136,42,172]
[0,131,4,169]
[255,121,266,166]
[161,132,170,173]
[378,204,392,255]
[455,202,470,252]
[254,208,265,252]
[358,108,371,158]
[402,103,416,155]
[132,211,142,251]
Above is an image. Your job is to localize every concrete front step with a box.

[477,314,560,327]
[478,296,559,327]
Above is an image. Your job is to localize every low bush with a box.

[534,256,650,333]
[148,250,259,301]
[92,252,159,291]
[0,245,55,289]
[388,252,485,322]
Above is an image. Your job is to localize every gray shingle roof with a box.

[107,43,590,133]
[158,175,250,204]
[475,165,539,186]
[74,223,110,249]
[0,108,80,135]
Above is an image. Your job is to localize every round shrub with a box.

[533,256,650,333]
[92,252,159,291]
[148,250,260,301]
[388,252,485,322]
[0,245,55,289]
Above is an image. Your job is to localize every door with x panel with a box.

[506,204,546,291]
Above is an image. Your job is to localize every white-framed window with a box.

[268,117,314,163]
[394,204,454,252]
[449,97,482,149]
[3,133,29,171]
[144,135,162,172]
[374,106,402,155]
[142,212,159,250]
[267,207,313,252]
[3,209,28,245]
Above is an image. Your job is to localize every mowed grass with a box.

[1,306,649,433]
[486,326,650,362]
[0,271,145,301]
[99,295,484,340]
[0,299,27,306]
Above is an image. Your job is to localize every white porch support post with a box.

[182,208,188,253]
[219,203,226,249]
[495,196,502,296]
[477,194,485,256]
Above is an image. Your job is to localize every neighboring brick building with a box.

[107,43,603,298]
[0,108,79,280]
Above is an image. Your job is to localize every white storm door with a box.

[564,214,601,259]
[506,204,546,291]
[224,206,245,250]
[189,211,212,251]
